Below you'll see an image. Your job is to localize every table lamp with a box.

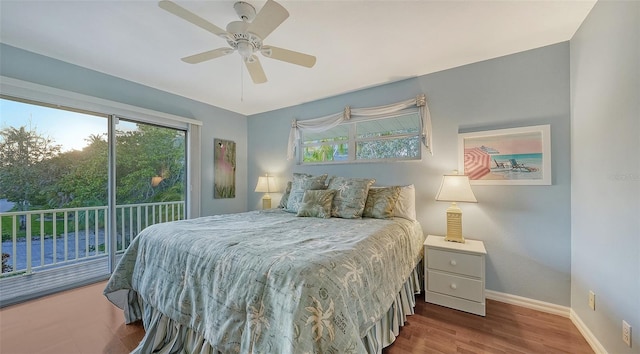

[255,174,278,209]
[435,172,477,243]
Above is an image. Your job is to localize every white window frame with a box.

[299,107,422,165]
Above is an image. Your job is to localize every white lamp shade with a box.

[435,174,477,203]
[255,175,279,193]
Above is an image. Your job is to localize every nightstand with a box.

[424,234,487,316]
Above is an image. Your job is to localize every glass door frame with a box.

[1,77,200,295]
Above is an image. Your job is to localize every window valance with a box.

[287,94,433,160]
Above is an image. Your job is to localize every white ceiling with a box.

[0,0,596,116]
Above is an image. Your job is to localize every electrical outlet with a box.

[588,290,595,310]
[622,320,631,347]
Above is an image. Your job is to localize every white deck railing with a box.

[0,201,185,277]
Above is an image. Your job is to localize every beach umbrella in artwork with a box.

[463,148,491,180]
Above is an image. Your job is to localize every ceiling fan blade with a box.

[158,0,229,39]
[181,48,234,64]
[247,0,289,40]
[245,56,267,84]
[261,46,316,68]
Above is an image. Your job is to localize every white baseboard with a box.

[485,290,607,354]
[485,289,570,318]
[570,309,608,354]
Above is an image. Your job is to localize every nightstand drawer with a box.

[427,270,483,302]
[427,248,483,278]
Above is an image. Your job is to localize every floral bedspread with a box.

[104,209,424,353]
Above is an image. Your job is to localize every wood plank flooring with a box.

[0,281,593,353]
[384,295,594,354]
[0,281,144,354]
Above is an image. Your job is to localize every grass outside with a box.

[1,215,82,242]
[0,209,110,242]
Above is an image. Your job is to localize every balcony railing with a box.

[0,201,185,277]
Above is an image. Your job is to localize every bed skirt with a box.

[362,263,422,354]
[129,263,423,354]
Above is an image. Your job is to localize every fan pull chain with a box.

[240,57,244,102]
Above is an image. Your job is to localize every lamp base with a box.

[444,202,465,243]
[262,195,272,210]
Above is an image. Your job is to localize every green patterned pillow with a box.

[328,177,375,218]
[363,186,401,219]
[296,189,336,218]
[285,174,328,213]
[393,184,416,221]
[278,181,292,208]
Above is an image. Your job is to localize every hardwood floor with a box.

[384,296,594,354]
[0,281,144,354]
[0,281,593,353]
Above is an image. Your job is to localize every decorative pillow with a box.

[363,186,401,219]
[393,184,416,221]
[328,177,375,218]
[296,189,336,218]
[278,181,292,208]
[285,173,328,213]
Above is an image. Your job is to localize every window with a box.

[302,124,349,162]
[301,109,422,164]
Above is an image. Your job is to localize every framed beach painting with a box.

[458,125,551,185]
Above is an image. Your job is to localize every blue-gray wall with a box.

[248,43,572,305]
[570,1,639,353]
[4,8,637,350]
[0,44,248,216]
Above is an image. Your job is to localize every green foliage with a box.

[0,211,98,242]
[357,136,420,160]
[51,136,108,208]
[0,122,186,214]
[303,143,348,162]
[116,124,185,204]
[0,126,62,210]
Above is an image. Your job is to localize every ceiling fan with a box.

[158,0,316,84]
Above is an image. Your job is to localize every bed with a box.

[105,181,425,354]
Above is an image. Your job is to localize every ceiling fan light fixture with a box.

[160,0,316,84]
[237,41,254,58]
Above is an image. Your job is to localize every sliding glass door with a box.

[114,119,186,253]
[0,96,187,304]
[0,97,109,277]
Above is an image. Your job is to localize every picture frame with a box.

[214,138,236,198]
[458,125,551,185]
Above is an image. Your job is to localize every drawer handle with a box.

[450,283,457,290]
[450,260,457,266]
